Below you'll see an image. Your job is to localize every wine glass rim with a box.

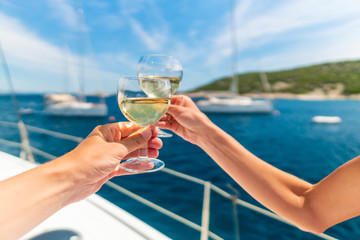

[139,54,181,61]
[119,76,141,78]
[118,76,175,78]
[141,53,175,57]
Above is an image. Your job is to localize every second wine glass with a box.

[137,54,183,137]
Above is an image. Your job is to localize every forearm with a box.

[0,156,76,240]
[166,96,360,232]
[196,123,319,232]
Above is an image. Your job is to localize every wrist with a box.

[194,117,221,147]
[46,154,81,205]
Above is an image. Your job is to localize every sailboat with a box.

[196,0,273,114]
[44,6,108,117]
[196,94,273,114]
[196,70,273,114]
[44,93,108,117]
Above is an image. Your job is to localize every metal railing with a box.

[0,120,337,240]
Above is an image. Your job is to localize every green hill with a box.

[192,60,360,95]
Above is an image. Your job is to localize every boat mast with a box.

[229,0,239,94]
[62,42,70,93]
[0,42,35,163]
[77,1,86,102]
[75,0,106,104]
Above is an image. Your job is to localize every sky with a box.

[1,0,360,94]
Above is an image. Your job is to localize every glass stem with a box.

[139,142,148,158]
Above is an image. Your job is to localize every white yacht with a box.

[196,95,273,114]
[44,94,108,117]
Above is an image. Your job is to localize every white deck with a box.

[0,151,170,240]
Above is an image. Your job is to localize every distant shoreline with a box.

[242,93,360,100]
[184,91,360,100]
[190,60,360,100]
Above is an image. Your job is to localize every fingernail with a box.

[140,127,151,139]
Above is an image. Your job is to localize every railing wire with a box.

[0,43,35,162]
[0,121,83,143]
[0,121,338,240]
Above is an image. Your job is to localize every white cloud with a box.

[0,13,65,74]
[87,0,109,9]
[117,0,170,51]
[98,15,125,30]
[0,9,136,93]
[245,0,360,39]
[0,12,104,92]
[257,19,360,72]
[128,17,167,51]
[0,0,15,8]
[46,0,78,30]
[206,0,360,69]
[118,0,146,15]
[97,51,137,72]
[2,0,360,93]
[171,0,360,90]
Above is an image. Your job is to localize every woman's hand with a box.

[56,122,162,202]
[155,95,214,145]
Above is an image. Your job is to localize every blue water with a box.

[1,94,360,240]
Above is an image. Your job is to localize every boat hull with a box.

[311,116,341,124]
[197,99,273,113]
[44,102,108,117]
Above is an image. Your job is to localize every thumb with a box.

[119,126,152,154]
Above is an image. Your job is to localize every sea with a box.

[0,94,360,240]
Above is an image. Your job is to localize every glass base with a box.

[120,157,165,173]
[158,129,173,138]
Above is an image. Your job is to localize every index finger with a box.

[171,95,198,109]
[171,95,186,104]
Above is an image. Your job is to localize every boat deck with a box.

[0,151,170,240]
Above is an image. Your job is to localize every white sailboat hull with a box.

[45,101,108,117]
[196,97,273,113]
[311,116,341,124]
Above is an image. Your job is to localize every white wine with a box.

[139,78,171,98]
[140,76,182,95]
[119,98,170,126]
[168,76,182,94]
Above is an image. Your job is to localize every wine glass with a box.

[137,54,183,137]
[117,76,171,173]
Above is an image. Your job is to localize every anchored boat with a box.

[196,96,273,114]
[312,116,342,124]
[44,94,108,117]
